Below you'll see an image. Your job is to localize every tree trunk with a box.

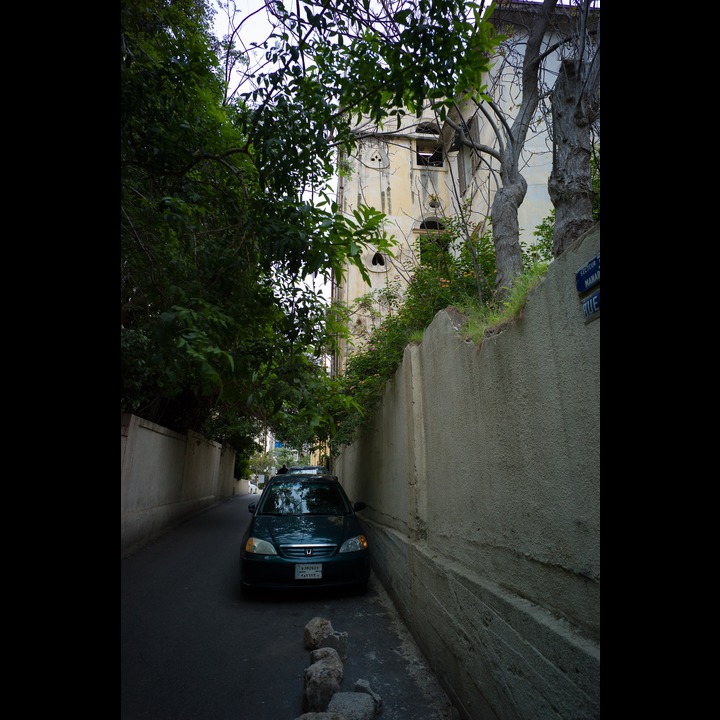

[491,176,527,301]
[488,0,556,302]
[548,59,596,256]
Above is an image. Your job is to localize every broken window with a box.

[416,122,440,135]
[415,121,443,167]
[416,140,444,167]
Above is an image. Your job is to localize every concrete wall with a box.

[336,225,600,720]
[121,414,238,556]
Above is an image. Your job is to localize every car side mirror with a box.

[353,501,366,511]
[248,503,256,513]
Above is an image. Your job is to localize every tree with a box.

[121,0,377,445]
[547,0,600,255]
[121,0,500,462]
[441,0,599,299]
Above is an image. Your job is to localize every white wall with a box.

[121,414,237,556]
[336,225,600,720]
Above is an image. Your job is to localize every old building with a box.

[331,0,597,372]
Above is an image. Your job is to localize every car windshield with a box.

[258,481,350,516]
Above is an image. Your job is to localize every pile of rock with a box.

[296,616,383,720]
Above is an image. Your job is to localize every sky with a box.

[212,0,276,93]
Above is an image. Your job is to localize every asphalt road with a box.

[121,492,455,720]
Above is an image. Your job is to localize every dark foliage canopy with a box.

[121,0,501,460]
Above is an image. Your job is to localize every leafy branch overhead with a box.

[122,1,599,466]
[121,0,501,461]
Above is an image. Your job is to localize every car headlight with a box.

[245,537,277,555]
[339,534,368,553]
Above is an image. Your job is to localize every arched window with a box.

[364,248,388,273]
[366,145,389,169]
[419,220,443,231]
[416,220,448,264]
[416,122,440,135]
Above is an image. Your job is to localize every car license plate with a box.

[295,563,322,580]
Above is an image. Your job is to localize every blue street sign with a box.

[576,254,600,294]
[582,289,600,321]
[274,441,283,448]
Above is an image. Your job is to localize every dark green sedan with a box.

[240,474,370,594]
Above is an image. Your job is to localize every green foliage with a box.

[336,140,602,452]
[529,143,600,263]
[246,447,313,477]
[461,261,550,344]
[121,0,505,471]
[528,212,555,265]
[248,451,275,477]
[122,1,389,452]
[330,219,550,453]
[331,221,494,451]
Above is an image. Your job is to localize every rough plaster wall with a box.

[181,430,222,502]
[121,415,187,510]
[218,445,237,498]
[339,348,416,540]
[121,415,236,556]
[337,225,600,720]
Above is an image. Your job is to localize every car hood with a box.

[252,514,360,545]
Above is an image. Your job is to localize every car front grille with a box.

[281,544,336,559]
